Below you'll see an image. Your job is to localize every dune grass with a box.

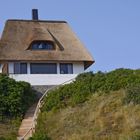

[35,90,140,140]
[0,118,21,140]
[31,69,140,140]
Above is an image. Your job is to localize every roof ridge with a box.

[7,19,67,23]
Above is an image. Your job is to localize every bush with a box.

[42,68,140,112]
[0,137,5,140]
[0,74,36,119]
[42,81,92,111]
[123,85,140,105]
[131,135,140,140]
[29,133,51,140]
[90,69,140,92]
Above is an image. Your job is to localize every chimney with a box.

[32,9,38,20]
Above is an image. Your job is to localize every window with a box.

[30,63,57,74]
[20,63,27,74]
[60,63,73,74]
[30,41,55,50]
[14,63,27,74]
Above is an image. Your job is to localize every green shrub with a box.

[0,137,5,140]
[43,84,74,111]
[43,80,92,111]
[42,68,140,112]
[123,133,140,140]
[29,133,51,140]
[123,85,140,105]
[92,69,140,92]
[131,135,140,140]
[0,74,36,119]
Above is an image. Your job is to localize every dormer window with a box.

[30,41,55,50]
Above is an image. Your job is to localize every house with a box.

[0,9,94,85]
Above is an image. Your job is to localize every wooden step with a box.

[17,103,38,138]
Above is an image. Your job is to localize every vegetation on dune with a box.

[123,85,140,105]
[34,91,140,140]
[30,68,140,140]
[0,74,36,119]
[0,74,37,139]
[42,68,140,112]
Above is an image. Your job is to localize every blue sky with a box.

[0,0,140,72]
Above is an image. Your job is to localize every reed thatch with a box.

[0,20,94,69]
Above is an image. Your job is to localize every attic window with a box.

[30,41,55,50]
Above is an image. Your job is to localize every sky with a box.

[0,0,140,72]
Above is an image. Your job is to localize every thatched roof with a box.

[0,20,94,69]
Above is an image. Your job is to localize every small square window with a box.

[60,63,73,74]
[14,63,27,74]
[20,63,27,74]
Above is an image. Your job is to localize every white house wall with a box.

[9,74,77,85]
[8,62,84,85]
[73,62,84,74]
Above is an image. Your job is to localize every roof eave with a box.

[84,60,95,70]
